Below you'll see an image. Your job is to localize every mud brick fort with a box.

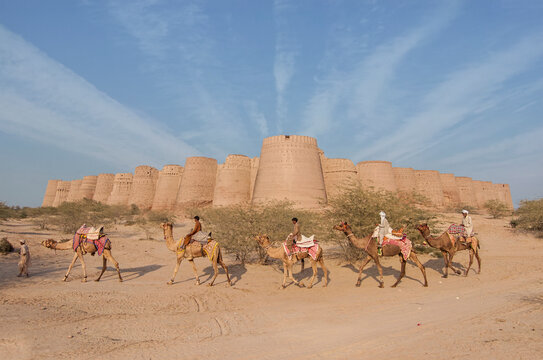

[41,135,513,210]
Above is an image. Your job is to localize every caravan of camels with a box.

[39,211,481,289]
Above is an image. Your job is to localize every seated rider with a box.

[461,210,473,244]
[181,216,201,250]
[378,211,390,256]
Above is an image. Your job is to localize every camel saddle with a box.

[295,235,316,248]
[76,224,104,241]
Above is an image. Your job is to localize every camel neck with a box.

[163,226,178,252]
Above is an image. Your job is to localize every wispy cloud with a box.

[302,2,460,137]
[273,0,298,133]
[0,25,198,168]
[357,32,543,162]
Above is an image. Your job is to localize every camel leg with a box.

[391,256,406,288]
[102,249,122,282]
[218,253,231,286]
[474,249,482,274]
[464,249,474,276]
[409,252,428,287]
[441,250,449,278]
[167,254,184,285]
[301,258,305,271]
[63,252,79,281]
[355,256,372,287]
[95,256,107,282]
[281,262,289,288]
[307,260,318,289]
[77,252,88,283]
[375,257,384,288]
[287,262,302,287]
[189,259,201,285]
[319,258,328,287]
[207,258,219,287]
[447,252,462,275]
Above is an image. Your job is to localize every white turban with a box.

[379,211,386,217]
[19,239,26,244]
[462,210,468,214]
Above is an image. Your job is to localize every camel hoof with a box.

[167,280,174,285]
[423,284,428,287]
[94,279,100,282]
[119,279,123,282]
[307,285,313,289]
[378,283,384,288]
[81,279,87,283]
[391,284,398,288]
[442,274,448,278]
[207,283,213,287]
[455,270,462,275]
[355,282,361,287]
[62,276,68,282]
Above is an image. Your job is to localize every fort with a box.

[42,135,514,211]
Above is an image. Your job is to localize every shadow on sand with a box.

[342,259,427,287]
[201,263,247,286]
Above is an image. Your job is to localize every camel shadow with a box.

[200,263,246,286]
[107,264,163,282]
[297,263,329,287]
[424,258,466,276]
[342,259,427,287]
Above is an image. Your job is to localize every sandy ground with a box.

[1,213,542,360]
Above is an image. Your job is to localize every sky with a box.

[0,0,542,208]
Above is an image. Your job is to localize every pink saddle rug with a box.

[382,236,412,260]
[283,241,320,261]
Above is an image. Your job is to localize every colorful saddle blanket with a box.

[72,231,109,256]
[447,224,468,238]
[382,236,412,260]
[296,235,316,248]
[283,241,320,261]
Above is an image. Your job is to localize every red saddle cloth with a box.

[73,225,109,256]
[382,236,412,260]
[283,241,320,260]
[447,224,467,237]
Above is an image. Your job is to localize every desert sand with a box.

[1,213,541,360]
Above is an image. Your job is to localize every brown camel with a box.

[160,222,231,286]
[416,223,481,277]
[255,234,328,288]
[41,238,122,282]
[333,222,428,288]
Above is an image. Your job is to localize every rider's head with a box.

[291,217,298,223]
[194,215,200,221]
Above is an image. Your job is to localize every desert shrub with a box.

[134,210,176,240]
[325,184,439,262]
[197,201,326,264]
[484,199,511,219]
[513,199,543,236]
[451,204,479,215]
[0,237,14,253]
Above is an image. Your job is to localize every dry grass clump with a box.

[0,237,14,253]
[484,199,512,219]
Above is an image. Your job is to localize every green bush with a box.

[484,199,511,219]
[513,199,543,236]
[325,184,439,262]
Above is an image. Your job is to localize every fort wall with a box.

[249,157,260,201]
[66,179,83,202]
[455,177,477,208]
[107,173,133,206]
[176,157,218,206]
[252,135,327,208]
[152,165,184,211]
[356,161,397,193]
[439,173,461,208]
[42,180,60,207]
[213,155,252,206]
[414,170,444,207]
[92,173,115,204]
[78,175,98,200]
[129,165,159,210]
[392,167,416,193]
[52,181,71,207]
[322,158,357,198]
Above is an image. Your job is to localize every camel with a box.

[160,222,231,286]
[41,238,122,282]
[416,223,481,277]
[255,234,328,289]
[333,222,428,288]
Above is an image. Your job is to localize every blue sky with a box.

[1,0,542,207]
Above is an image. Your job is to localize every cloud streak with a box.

[0,25,198,168]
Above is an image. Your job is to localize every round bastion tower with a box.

[41,180,60,207]
[392,167,416,194]
[356,161,397,193]
[321,157,357,198]
[66,179,83,202]
[129,165,159,210]
[52,181,71,207]
[152,165,184,211]
[213,155,251,206]
[252,135,327,208]
[78,175,98,200]
[414,170,444,208]
[108,173,133,206]
[92,173,115,204]
[176,157,218,206]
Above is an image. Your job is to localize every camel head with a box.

[160,222,173,230]
[41,239,58,249]
[255,234,271,247]
[333,221,352,233]
[416,223,429,233]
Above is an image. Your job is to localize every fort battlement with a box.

[43,135,513,211]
